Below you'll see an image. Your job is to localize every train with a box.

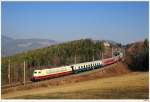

[31,51,123,82]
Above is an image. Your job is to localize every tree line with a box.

[125,38,149,71]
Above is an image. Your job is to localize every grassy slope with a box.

[2,72,149,99]
[2,63,129,94]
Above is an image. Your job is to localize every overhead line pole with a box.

[75,53,76,64]
[8,59,11,84]
[112,47,113,57]
[124,47,126,57]
[23,60,26,85]
[93,49,94,61]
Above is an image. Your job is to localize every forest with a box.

[1,39,106,85]
[2,38,148,86]
[125,39,149,71]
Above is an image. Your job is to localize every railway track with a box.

[1,73,75,90]
[1,81,32,89]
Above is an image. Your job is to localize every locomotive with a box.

[31,51,123,81]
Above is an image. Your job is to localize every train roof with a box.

[71,60,101,66]
[33,60,102,71]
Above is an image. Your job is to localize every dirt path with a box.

[2,72,148,99]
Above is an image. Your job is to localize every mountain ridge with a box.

[2,35,57,57]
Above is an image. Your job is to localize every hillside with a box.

[17,72,149,99]
[2,38,148,98]
[2,38,117,85]
[19,72,148,99]
[2,60,149,99]
[1,35,56,56]
[2,62,130,97]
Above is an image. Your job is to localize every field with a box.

[2,67,149,99]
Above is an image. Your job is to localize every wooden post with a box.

[8,59,10,84]
[23,60,26,85]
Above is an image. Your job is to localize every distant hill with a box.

[1,35,57,56]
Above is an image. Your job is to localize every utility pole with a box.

[112,47,113,57]
[101,52,103,60]
[93,49,94,61]
[124,48,126,57]
[58,47,59,56]
[75,54,77,64]
[23,60,26,85]
[74,52,77,64]
[8,59,11,84]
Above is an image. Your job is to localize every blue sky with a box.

[2,2,149,44]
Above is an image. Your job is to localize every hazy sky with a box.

[2,2,149,44]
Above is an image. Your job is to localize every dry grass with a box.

[2,71,149,99]
[2,62,130,94]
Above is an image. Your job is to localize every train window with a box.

[38,71,41,73]
[34,72,37,74]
